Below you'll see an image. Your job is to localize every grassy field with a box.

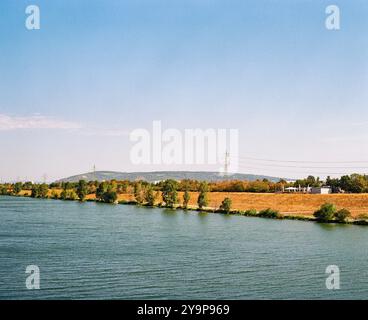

[19,190,368,218]
[193,192,368,218]
[102,191,368,218]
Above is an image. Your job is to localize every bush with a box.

[313,203,336,222]
[101,191,118,204]
[219,197,232,214]
[60,189,78,201]
[51,190,59,199]
[258,208,280,218]
[243,209,258,216]
[334,208,351,222]
[68,190,78,201]
[357,214,368,221]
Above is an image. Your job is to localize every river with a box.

[0,196,367,299]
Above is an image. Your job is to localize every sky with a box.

[0,0,368,181]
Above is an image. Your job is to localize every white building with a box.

[284,186,311,193]
[310,186,332,194]
[284,187,298,192]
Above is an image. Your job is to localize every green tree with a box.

[335,208,351,222]
[101,191,118,204]
[30,184,48,198]
[183,189,191,209]
[134,182,144,204]
[23,181,33,190]
[76,180,88,201]
[60,189,68,200]
[314,203,336,222]
[31,185,39,198]
[1,186,9,195]
[162,179,178,208]
[51,190,59,199]
[96,182,108,200]
[197,182,209,209]
[219,197,232,214]
[68,190,78,201]
[144,185,156,206]
[13,182,23,195]
[39,184,49,198]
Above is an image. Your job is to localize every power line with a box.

[237,159,368,170]
[236,156,368,164]
[236,164,366,176]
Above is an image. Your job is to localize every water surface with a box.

[0,196,367,299]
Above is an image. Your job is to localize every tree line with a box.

[2,178,367,223]
[1,173,368,200]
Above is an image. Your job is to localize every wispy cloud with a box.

[0,114,82,131]
[0,113,130,137]
[81,128,130,137]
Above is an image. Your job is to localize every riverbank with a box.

[104,191,368,218]
[9,190,368,226]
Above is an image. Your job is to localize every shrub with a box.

[60,190,78,201]
[101,191,118,204]
[313,203,336,222]
[334,208,351,222]
[51,190,59,199]
[357,214,368,221]
[258,208,280,219]
[68,190,78,201]
[243,209,258,216]
[219,197,232,214]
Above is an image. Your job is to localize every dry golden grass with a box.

[200,192,368,218]
[20,189,368,218]
[116,191,368,218]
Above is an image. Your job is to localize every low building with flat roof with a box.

[311,186,332,194]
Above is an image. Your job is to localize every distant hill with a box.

[56,171,285,183]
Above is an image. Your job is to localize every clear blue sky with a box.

[0,0,367,181]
